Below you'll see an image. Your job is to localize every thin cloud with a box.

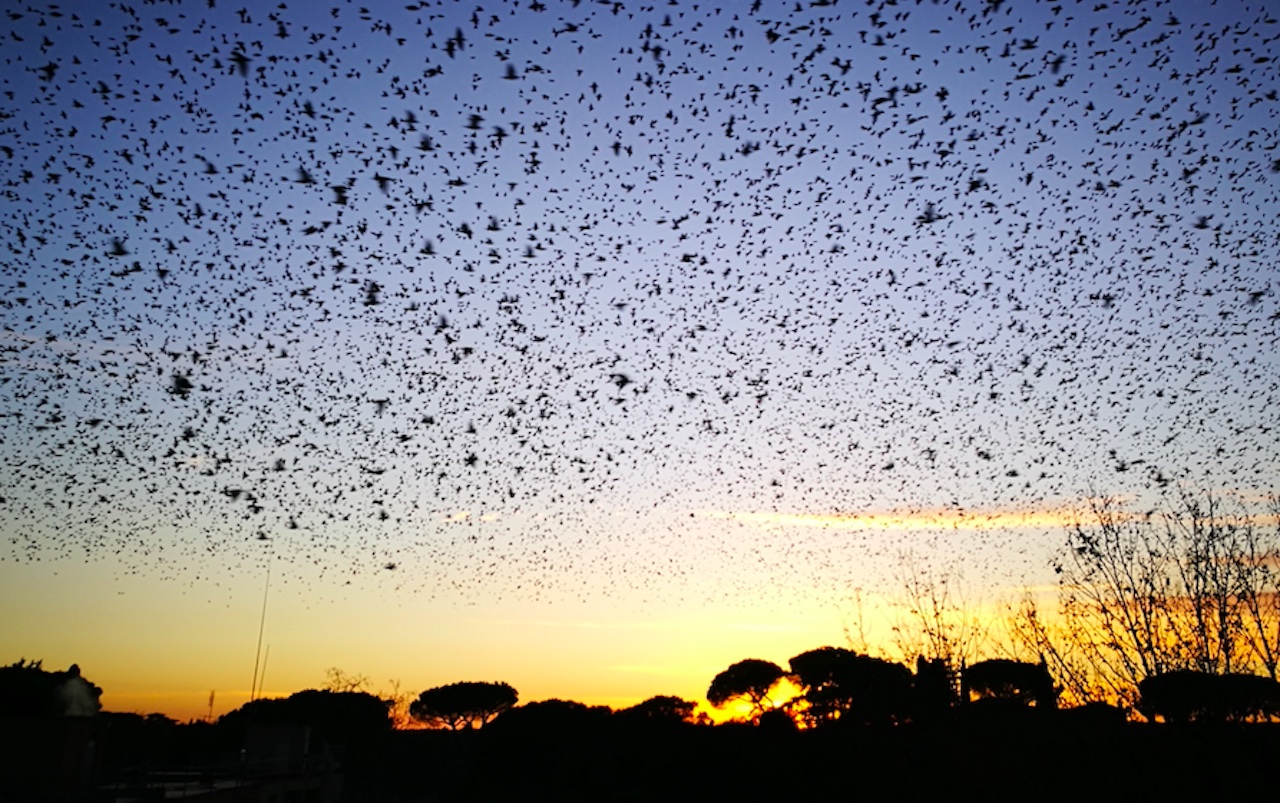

[696,507,1080,532]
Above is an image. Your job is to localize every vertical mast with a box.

[249,551,271,702]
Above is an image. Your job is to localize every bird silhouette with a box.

[0,0,1275,613]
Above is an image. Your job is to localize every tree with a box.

[488,699,613,736]
[616,695,698,724]
[379,677,414,730]
[1237,495,1280,680]
[788,647,912,726]
[1003,591,1104,707]
[217,689,392,742]
[707,659,786,720]
[409,681,517,730]
[961,658,1058,708]
[324,668,413,729]
[912,656,958,721]
[1008,489,1280,708]
[887,552,989,672]
[1138,670,1280,723]
[0,660,101,717]
[323,667,371,693]
[215,689,392,774]
[1138,670,1224,723]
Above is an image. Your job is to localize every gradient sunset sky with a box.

[2,0,1278,721]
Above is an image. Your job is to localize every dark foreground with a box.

[418,718,1280,802]
[4,712,1278,802]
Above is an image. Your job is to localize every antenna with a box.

[207,690,215,723]
[256,645,270,701]
[249,551,271,702]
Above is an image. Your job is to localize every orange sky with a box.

[6,497,1277,721]
[3,505,1073,722]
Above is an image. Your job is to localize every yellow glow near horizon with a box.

[700,676,805,725]
[3,549,854,723]
[13,495,1270,724]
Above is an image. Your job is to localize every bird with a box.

[0,0,1275,629]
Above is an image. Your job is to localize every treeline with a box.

[5,661,1280,803]
[397,651,1280,733]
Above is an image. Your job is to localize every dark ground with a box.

[372,717,1279,802]
[5,712,1278,802]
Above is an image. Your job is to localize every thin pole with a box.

[256,645,270,701]
[249,552,271,702]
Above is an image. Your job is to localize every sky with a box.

[2,0,1278,721]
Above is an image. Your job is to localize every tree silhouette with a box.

[616,695,698,724]
[788,647,912,726]
[912,656,957,722]
[1138,670,1280,723]
[961,658,1059,708]
[322,667,371,693]
[0,660,101,717]
[1217,673,1280,722]
[323,668,413,728]
[409,681,517,730]
[217,689,392,742]
[1138,670,1221,723]
[887,553,990,672]
[1011,491,1280,707]
[707,659,786,720]
[487,699,613,736]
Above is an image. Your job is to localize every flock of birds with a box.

[1,0,1278,605]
